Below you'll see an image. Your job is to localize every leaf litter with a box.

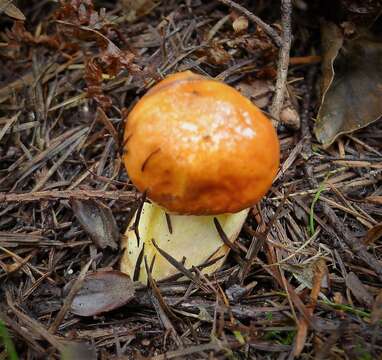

[66,270,135,317]
[71,198,119,250]
[315,22,382,146]
[0,0,381,359]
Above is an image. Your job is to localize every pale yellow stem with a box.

[120,202,249,282]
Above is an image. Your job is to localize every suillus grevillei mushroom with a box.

[121,71,280,282]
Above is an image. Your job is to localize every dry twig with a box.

[0,189,136,202]
[270,0,292,123]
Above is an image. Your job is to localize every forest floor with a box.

[0,1,381,359]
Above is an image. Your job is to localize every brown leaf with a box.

[315,23,382,146]
[52,1,139,109]
[363,222,382,245]
[0,1,25,20]
[71,198,119,250]
[345,272,374,308]
[236,79,273,109]
[319,22,344,97]
[98,41,136,77]
[84,57,112,109]
[54,0,101,33]
[84,42,137,109]
[68,271,135,316]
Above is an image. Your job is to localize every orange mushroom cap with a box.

[123,71,280,215]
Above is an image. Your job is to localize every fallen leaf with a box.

[54,0,102,35]
[236,79,273,109]
[319,21,344,98]
[71,199,119,250]
[54,1,139,109]
[363,222,382,245]
[84,57,113,109]
[345,272,374,308]
[315,23,382,146]
[67,271,135,316]
[0,0,25,20]
[84,39,137,109]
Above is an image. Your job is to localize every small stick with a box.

[0,190,136,202]
[217,0,282,47]
[270,0,292,123]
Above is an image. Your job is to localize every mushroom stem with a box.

[121,202,249,282]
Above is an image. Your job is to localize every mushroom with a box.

[121,71,279,282]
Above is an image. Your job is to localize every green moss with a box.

[264,329,296,345]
